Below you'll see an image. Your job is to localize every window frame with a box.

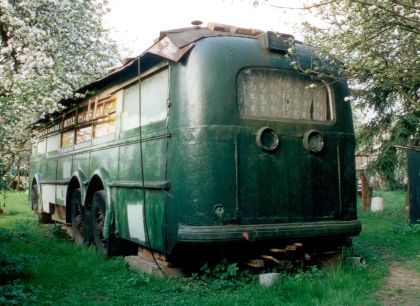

[237,67,336,125]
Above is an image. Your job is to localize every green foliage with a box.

[0,0,119,180]
[356,99,418,187]
[0,227,14,242]
[392,223,420,236]
[44,224,70,241]
[192,260,254,287]
[0,172,13,191]
[292,265,323,279]
[0,249,37,282]
[356,189,420,271]
[300,0,420,185]
[12,220,38,241]
[0,281,47,306]
[0,190,418,305]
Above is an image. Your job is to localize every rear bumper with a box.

[178,220,361,243]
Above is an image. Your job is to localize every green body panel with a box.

[72,153,90,177]
[165,36,357,251]
[114,138,167,248]
[90,147,119,179]
[38,158,57,181]
[30,34,359,256]
[113,188,165,252]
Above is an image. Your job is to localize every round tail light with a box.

[303,130,324,153]
[256,127,280,152]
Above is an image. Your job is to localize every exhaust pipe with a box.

[346,256,366,265]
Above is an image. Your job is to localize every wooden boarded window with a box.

[63,111,76,128]
[77,102,94,124]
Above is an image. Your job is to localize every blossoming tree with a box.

[0,0,118,178]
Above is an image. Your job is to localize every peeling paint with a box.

[41,184,55,212]
[127,203,146,242]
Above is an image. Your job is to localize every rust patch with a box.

[148,36,194,62]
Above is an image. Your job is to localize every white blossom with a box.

[0,0,119,172]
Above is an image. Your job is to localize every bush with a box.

[0,281,45,305]
[0,250,37,283]
[191,259,254,289]
[44,224,70,241]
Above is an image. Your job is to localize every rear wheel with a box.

[70,189,85,244]
[92,190,121,256]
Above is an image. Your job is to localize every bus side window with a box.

[93,114,116,138]
[122,83,140,131]
[93,95,116,138]
[46,133,60,152]
[37,138,46,155]
[61,130,75,148]
[76,126,92,144]
[121,68,169,131]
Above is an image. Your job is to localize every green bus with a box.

[30,24,361,263]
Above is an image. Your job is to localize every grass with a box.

[356,189,420,273]
[0,189,419,305]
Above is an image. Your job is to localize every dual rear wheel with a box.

[70,189,120,256]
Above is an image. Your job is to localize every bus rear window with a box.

[238,68,333,122]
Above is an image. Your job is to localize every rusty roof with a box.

[59,26,261,106]
[37,24,270,123]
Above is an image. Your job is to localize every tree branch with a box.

[263,0,339,10]
[390,0,420,10]
[351,0,420,24]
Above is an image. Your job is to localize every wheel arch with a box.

[65,171,87,223]
[85,168,113,239]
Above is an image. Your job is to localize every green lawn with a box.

[1,190,418,305]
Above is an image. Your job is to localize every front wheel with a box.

[92,190,121,256]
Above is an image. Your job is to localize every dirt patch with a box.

[378,262,420,306]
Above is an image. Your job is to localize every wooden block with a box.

[245,259,265,268]
[260,255,281,264]
[269,248,287,253]
[124,256,185,278]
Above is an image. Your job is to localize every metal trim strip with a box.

[39,180,69,185]
[107,180,170,189]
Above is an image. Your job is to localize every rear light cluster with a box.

[303,130,325,153]
[256,127,280,152]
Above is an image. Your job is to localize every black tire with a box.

[70,189,86,244]
[91,190,121,256]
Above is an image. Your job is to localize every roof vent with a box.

[258,31,295,53]
[191,20,203,26]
